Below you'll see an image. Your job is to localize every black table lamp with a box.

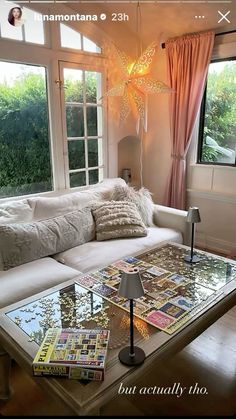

[118,267,146,366]
[185,207,201,263]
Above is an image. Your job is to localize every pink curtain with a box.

[165,31,215,209]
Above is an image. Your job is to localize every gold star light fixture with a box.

[104,42,172,130]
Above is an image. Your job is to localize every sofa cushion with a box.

[0,207,95,270]
[92,201,147,241]
[0,257,80,309]
[53,227,183,273]
[27,177,126,221]
[0,200,33,224]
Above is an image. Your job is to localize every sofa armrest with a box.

[153,204,190,245]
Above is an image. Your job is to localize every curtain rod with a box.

[161,29,236,49]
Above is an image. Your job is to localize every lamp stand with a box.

[118,299,145,366]
[184,222,200,263]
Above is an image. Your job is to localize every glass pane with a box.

[68,140,85,170]
[70,171,86,188]
[64,69,83,103]
[60,23,81,50]
[88,138,103,167]
[89,169,99,185]
[88,139,98,167]
[83,36,101,53]
[200,60,236,164]
[0,2,23,40]
[0,61,52,198]
[87,107,97,136]
[85,71,101,103]
[66,106,84,137]
[6,282,138,353]
[24,8,44,44]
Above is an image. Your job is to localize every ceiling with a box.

[68,1,236,47]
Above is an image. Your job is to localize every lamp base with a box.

[118,346,145,366]
[184,254,200,263]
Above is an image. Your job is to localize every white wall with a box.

[142,50,171,203]
[110,45,172,204]
[116,48,172,202]
[187,165,236,254]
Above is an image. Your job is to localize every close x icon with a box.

[218,10,231,24]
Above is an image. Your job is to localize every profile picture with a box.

[8,7,24,27]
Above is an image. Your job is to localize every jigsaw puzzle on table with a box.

[7,244,236,341]
[75,243,236,334]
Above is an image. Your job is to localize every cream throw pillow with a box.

[104,185,155,227]
[0,200,33,224]
[92,201,147,241]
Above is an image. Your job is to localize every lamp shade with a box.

[118,267,144,299]
[186,207,201,223]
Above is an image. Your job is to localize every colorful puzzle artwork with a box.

[74,244,236,334]
[7,244,236,338]
[32,328,110,381]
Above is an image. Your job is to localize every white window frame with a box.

[59,23,102,55]
[0,18,107,202]
[197,57,236,167]
[59,61,107,189]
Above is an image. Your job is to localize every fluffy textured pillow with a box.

[104,185,155,227]
[0,207,95,270]
[91,201,147,241]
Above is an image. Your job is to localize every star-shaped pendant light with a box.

[104,42,172,130]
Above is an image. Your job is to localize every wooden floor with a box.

[0,304,235,416]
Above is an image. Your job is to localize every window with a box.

[60,24,81,50]
[0,61,52,198]
[62,66,104,187]
[60,23,101,53]
[0,9,105,199]
[198,59,236,165]
[0,2,44,44]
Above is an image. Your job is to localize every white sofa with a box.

[0,177,189,310]
[0,177,189,400]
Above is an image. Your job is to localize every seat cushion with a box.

[0,257,80,308]
[53,227,182,273]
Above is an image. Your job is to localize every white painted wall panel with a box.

[213,167,236,195]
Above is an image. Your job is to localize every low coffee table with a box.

[0,242,235,415]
